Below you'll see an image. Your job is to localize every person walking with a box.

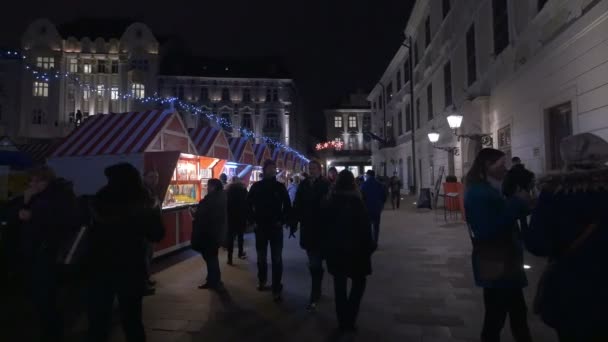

[327,167,338,186]
[291,160,331,311]
[463,148,533,342]
[247,159,291,302]
[287,176,300,205]
[19,166,78,342]
[191,179,227,290]
[524,133,608,342]
[142,170,160,295]
[87,163,164,342]
[225,176,248,265]
[323,170,375,337]
[360,170,386,246]
[389,172,403,210]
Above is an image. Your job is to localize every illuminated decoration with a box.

[0,49,310,162]
[315,140,344,151]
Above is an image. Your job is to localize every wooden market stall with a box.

[48,109,214,257]
[251,143,272,183]
[189,126,233,196]
[225,135,256,186]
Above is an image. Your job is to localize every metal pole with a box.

[407,36,417,193]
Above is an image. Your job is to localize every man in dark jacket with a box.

[247,159,291,302]
[360,170,386,246]
[292,159,330,311]
[225,176,248,265]
[18,166,78,342]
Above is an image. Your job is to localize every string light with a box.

[315,140,344,151]
[0,49,309,163]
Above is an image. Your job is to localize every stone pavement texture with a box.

[5,199,558,341]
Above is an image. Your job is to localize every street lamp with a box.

[427,128,459,155]
[445,108,493,146]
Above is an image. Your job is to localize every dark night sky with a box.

[0,0,414,140]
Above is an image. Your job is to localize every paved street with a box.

[6,199,557,342]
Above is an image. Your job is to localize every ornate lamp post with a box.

[427,128,459,155]
[446,110,493,146]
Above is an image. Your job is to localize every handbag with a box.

[533,223,598,325]
[468,224,522,282]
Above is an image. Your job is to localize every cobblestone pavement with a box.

[24,199,557,342]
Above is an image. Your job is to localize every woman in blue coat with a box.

[524,133,608,342]
[464,148,533,342]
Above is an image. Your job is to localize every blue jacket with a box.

[525,186,608,334]
[464,182,528,288]
[360,177,385,217]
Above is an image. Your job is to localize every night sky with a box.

[0,0,414,140]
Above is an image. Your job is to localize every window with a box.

[132,83,145,99]
[178,85,185,100]
[379,95,383,109]
[97,85,105,98]
[466,24,477,86]
[111,60,119,73]
[222,88,230,101]
[84,63,92,74]
[398,110,403,136]
[405,103,412,132]
[273,89,279,102]
[69,59,78,73]
[97,60,106,73]
[387,83,393,99]
[83,88,90,101]
[416,98,421,129]
[497,125,511,149]
[443,62,453,107]
[425,17,432,48]
[266,88,272,102]
[243,88,251,102]
[36,57,54,69]
[33,81,49,97]
[111,87,119,100]
[334,116,343,128]
[427,84,433,121]
[265,113,279,129]
[538,0,548,12]
[414,41,419,66]
[363,115,371,129]
[242,113,252,130]
[396,70,402,91]
[403,59,410,84]
[443,0,451,18]
[493,0,510,55]
[200,87,208,101]
[547,102,573,170]
[31,109,46,125]
[348,115,357,128]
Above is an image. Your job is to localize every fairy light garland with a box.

[0,49,309,162]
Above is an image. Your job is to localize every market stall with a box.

[252,143,272,183]
[189,126,233,195]
[225,135,255,186]
[48,109,206,257]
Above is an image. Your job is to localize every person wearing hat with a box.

[525,133,608,341]
[247,159,291,302]
[360,169,386,246]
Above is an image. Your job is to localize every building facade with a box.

[321,92,372,177]
[370,0,608,193]
[3,19,304,152]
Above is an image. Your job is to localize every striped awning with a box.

[271,148,285,169]
[52,109,175,157]
[252,143,272,166]
[189,126,231,160]
[17,140,61,164]
[227,135,255,165]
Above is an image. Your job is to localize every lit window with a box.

[33,81,48,97]
[97,85,105,97]
[83,89,90,101]
[36,57,54,69]
[69,59,78,73]
[111,87,119,100]
[84,63,92,74]
[132,83,145,99]
[348,115,357,128]
[334,116,343,128]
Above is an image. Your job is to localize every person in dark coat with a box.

[524,133,608,342]
[18,166,78,342]
[360,170,386,246]
[192,178,227,290]
[87,163,164,342]
[291,160,331,311]
[247,159,291,302]
[323,170,374,336]
[142,170,160,294]
[464,148,533,342]
[225,176,248,265]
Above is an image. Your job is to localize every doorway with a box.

[545,102,573,170]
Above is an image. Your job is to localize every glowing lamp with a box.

[427,131,440,144]
[447,114,463,130]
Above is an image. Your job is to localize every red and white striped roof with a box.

[52,110,185,157]
[189,126,232,160]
